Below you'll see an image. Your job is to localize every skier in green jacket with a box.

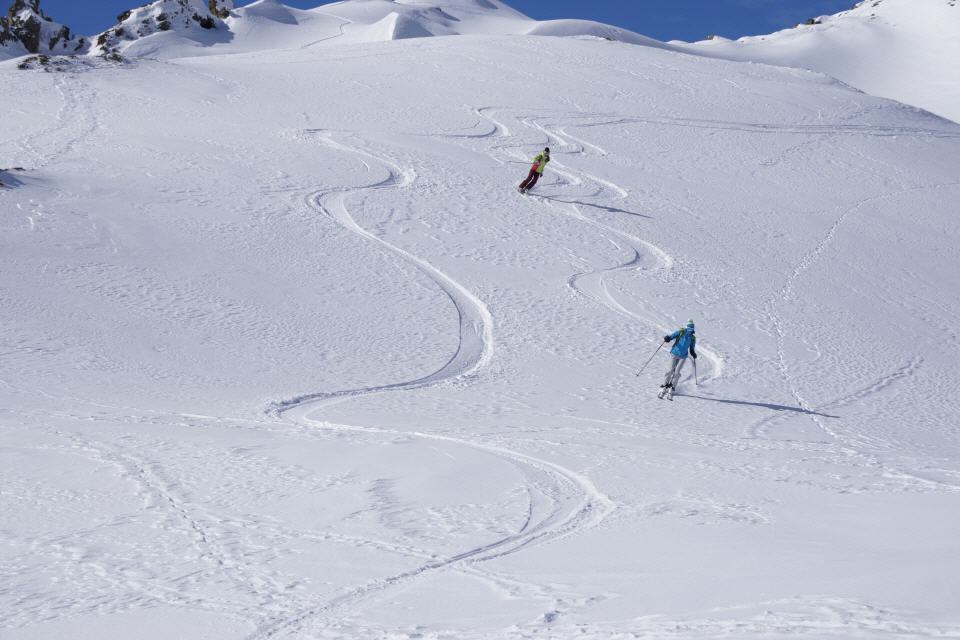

[518,147,550,194]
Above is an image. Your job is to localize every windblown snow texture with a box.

[2,1,960,639]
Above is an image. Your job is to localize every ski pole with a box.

[635,342,664,377]
[693,357,699,386]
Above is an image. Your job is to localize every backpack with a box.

[672,328,695,351]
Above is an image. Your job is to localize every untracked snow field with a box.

[2,32,960,639]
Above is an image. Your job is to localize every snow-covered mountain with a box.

[5,0,959,128]
[0,0,87,59]
[86,0,663,59]
[3,1,960,639]
[684,0,960,122]
[90,0,235,58]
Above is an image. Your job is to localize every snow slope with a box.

[684,0,960,123]
[3,20,960,640]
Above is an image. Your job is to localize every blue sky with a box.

[41,0,856,42]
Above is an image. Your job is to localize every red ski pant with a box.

[519,169,540,191]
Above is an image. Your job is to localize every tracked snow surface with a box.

[2,0,960,638]
[684,0,960,123]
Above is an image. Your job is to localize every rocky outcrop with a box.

[91,0,235,58]
[0,0,87,57]
[209,0,231,19]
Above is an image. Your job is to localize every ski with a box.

[657,384,676,400]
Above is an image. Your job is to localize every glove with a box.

[663,336,671,343]
[691,353,698,359]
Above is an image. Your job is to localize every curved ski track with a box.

[255,129,614,638]
[474,107,725,382]
[270,129,493,413]
[301,11,352,49]
[9,74,100,172]
[467,107,960,496]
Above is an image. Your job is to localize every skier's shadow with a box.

[538,195,652,219]
[681,394,840,418]
[0,168,25,189]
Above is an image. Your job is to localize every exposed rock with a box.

[16,51,46,67]
[47,23,69,48]
[91,0,235,57]
[192,12,215,29]
[209,0,231,19]
[16,52,124,71]
[1,0,86,56]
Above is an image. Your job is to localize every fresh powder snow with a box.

[2,0,960,638]
[684,0,960,123]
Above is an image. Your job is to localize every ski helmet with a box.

[686,319,695,329]
[544,147,550,153]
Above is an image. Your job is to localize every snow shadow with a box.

[0,168,25,189]
[681,394,840,418]
[537,195,652,218]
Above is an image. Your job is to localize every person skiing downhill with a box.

[518,147,550,194]
[659,320,697,400]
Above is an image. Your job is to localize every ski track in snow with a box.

[588,115,960,139]
[253,129,615,638]
[268,129,492,412]
[300,11,352,49]
[747,357,924,441]
[6,43,960,638]
[306,594,960,639]
[463,104,959,497]
[759,181,960,493]
[472,106,725,383]
[22,428,270,626]
[11,74,100,171]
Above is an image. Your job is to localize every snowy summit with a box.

[2,0,960,638]
[685,0,960,123]
[0,0,87,58]
[37,0,662,60]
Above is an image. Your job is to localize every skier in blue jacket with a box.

[659,320,697,399]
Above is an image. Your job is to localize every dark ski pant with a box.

[663,355,687,388]
[519,169,540,191]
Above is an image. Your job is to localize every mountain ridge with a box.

[1,0,664,61]
[3,0,957,122]
[682,0,960,122]
[0,0,87,57]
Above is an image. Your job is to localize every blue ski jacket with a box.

[666,327,697,359]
